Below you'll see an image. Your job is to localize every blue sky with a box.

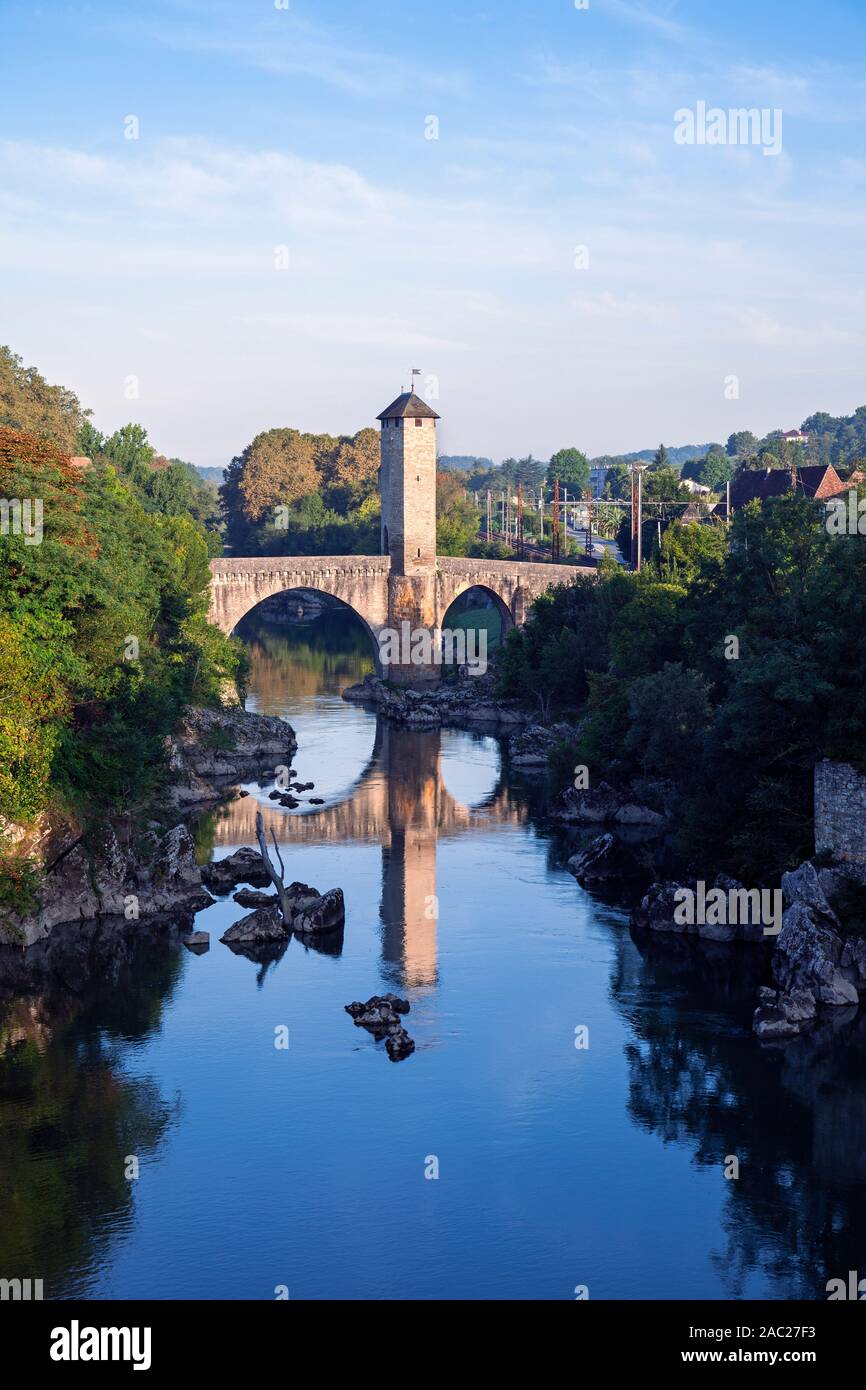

[2,0,866,467]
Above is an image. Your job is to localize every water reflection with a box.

[0,921,182,1297]
[4,605,866,1299]
[614,925,866,1299]
[206,714,526,988]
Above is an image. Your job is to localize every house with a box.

[782,429,810,444]
[713,463,854,520]
[681,477,712,496]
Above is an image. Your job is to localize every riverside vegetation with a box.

[496,491,866,883]
[0,347,243,922]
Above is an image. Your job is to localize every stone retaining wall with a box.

[815,759,866,863]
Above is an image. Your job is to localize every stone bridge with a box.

[208,553,589,671]
[208,386,594,681]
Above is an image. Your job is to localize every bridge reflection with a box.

[209,721,525,988]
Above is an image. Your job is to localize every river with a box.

[2,607,866,1301]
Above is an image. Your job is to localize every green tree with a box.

[701,452,734,491]
[547,447,590,496]
[623,663,712,781]
[603,463,630,500]
[436,471,480,555]
[726,430,758,459]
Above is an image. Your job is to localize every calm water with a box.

[2,608,866,1301]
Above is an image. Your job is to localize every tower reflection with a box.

[210,716,522,989]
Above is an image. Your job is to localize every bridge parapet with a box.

[208,553,596,653]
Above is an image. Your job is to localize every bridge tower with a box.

[377,388,441,683]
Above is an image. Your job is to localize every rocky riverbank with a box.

[0,704,298,948]
[343,670,531,730]
[628,856,866,1041]
[166,705,297,807]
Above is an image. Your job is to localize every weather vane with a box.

[410,368,421,394]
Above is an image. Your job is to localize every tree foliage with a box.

[498,492,866,878]
[0,345,88,453]
[0,426,241,828]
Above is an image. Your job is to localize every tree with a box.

[656,519,727,585]
[726,431,758,459]
[651,443,669,470]
[102,423,156,490]
[547,447,590,495]
[0,345,88,453]
[322,427,379,512]
[237,429,320,521]
[603,463,631,500]
[436,472,479,556]
[701,452,734,491]
[644,466,688,503]
[624,663,712,781]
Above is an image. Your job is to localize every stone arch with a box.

[440,580,515,639]
[208,558,390,675]
[235,586,384,672]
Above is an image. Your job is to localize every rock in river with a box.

[345,994,415,1061]
[287,882,344,935]
[220,906,287,945]
[232,887,278,908]
[202,848,272,894]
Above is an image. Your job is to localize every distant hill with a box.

[437,455,494,472]
[591,444,716,471]
[194,465,225,485]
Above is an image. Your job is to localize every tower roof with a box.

[377,391,440,420]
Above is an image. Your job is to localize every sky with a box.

[2,0,866,468]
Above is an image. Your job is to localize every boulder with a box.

[772,901,859,1006]
[781,861,837,923]
[385,1028,416,1062]
[560,782,622,824]
[145,825,214,915]
[345,994,414,1059]
[167,706,298,807]
[567,834,626,883]
[232,888,278,908]
[840,936,866,988]
[753,986,818,1039]
[183,932,210,952]
[633,880,694,934]
[202,847,272,894]
[220,906,287,945]
[286,883,345,935]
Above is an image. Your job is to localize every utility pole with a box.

[583,488,593,558]
[486,489,492,542]
[517,482,524,559]
[629,462,647,572]
[552,477,561,561]
[636,466,645,572]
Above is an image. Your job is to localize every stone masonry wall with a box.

[380,415,437,574]
[815,759,866,863]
